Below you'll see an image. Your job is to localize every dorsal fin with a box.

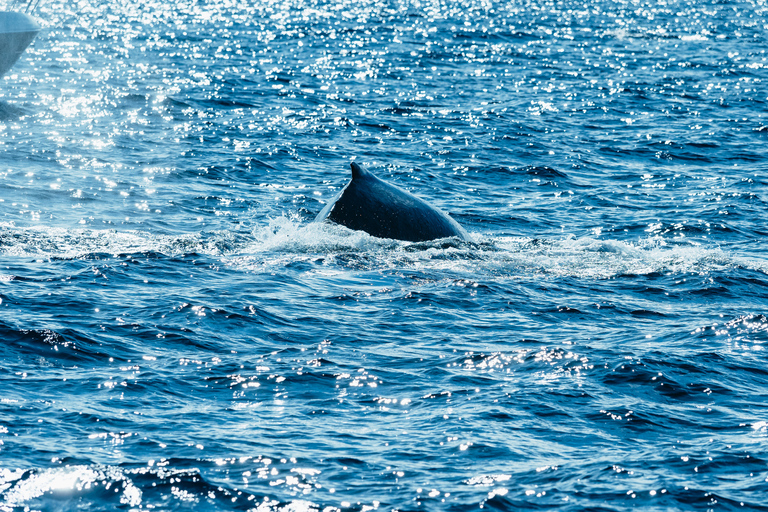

[350,162,371,180]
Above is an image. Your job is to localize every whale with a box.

[315,162,470,242]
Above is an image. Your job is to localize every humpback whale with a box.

[315,162,470,242]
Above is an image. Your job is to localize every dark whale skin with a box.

[316,162,470,242]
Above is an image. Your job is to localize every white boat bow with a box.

[0,11,40,78]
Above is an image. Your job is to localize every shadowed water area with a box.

[1,0,768,510]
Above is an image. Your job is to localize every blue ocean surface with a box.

[1,0,767,510]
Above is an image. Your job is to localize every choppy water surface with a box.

[1,0,768,510]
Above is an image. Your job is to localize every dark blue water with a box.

[1,0,768,510]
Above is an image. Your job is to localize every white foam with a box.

[0,226,244,260]
[0,220,761,281]
[489,235,738,279]
[251,215,398,254]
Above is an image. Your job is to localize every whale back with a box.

[316,162,469,242]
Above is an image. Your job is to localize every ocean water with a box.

[1,0,768,510]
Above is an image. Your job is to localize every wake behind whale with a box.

[315,162,470,243]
